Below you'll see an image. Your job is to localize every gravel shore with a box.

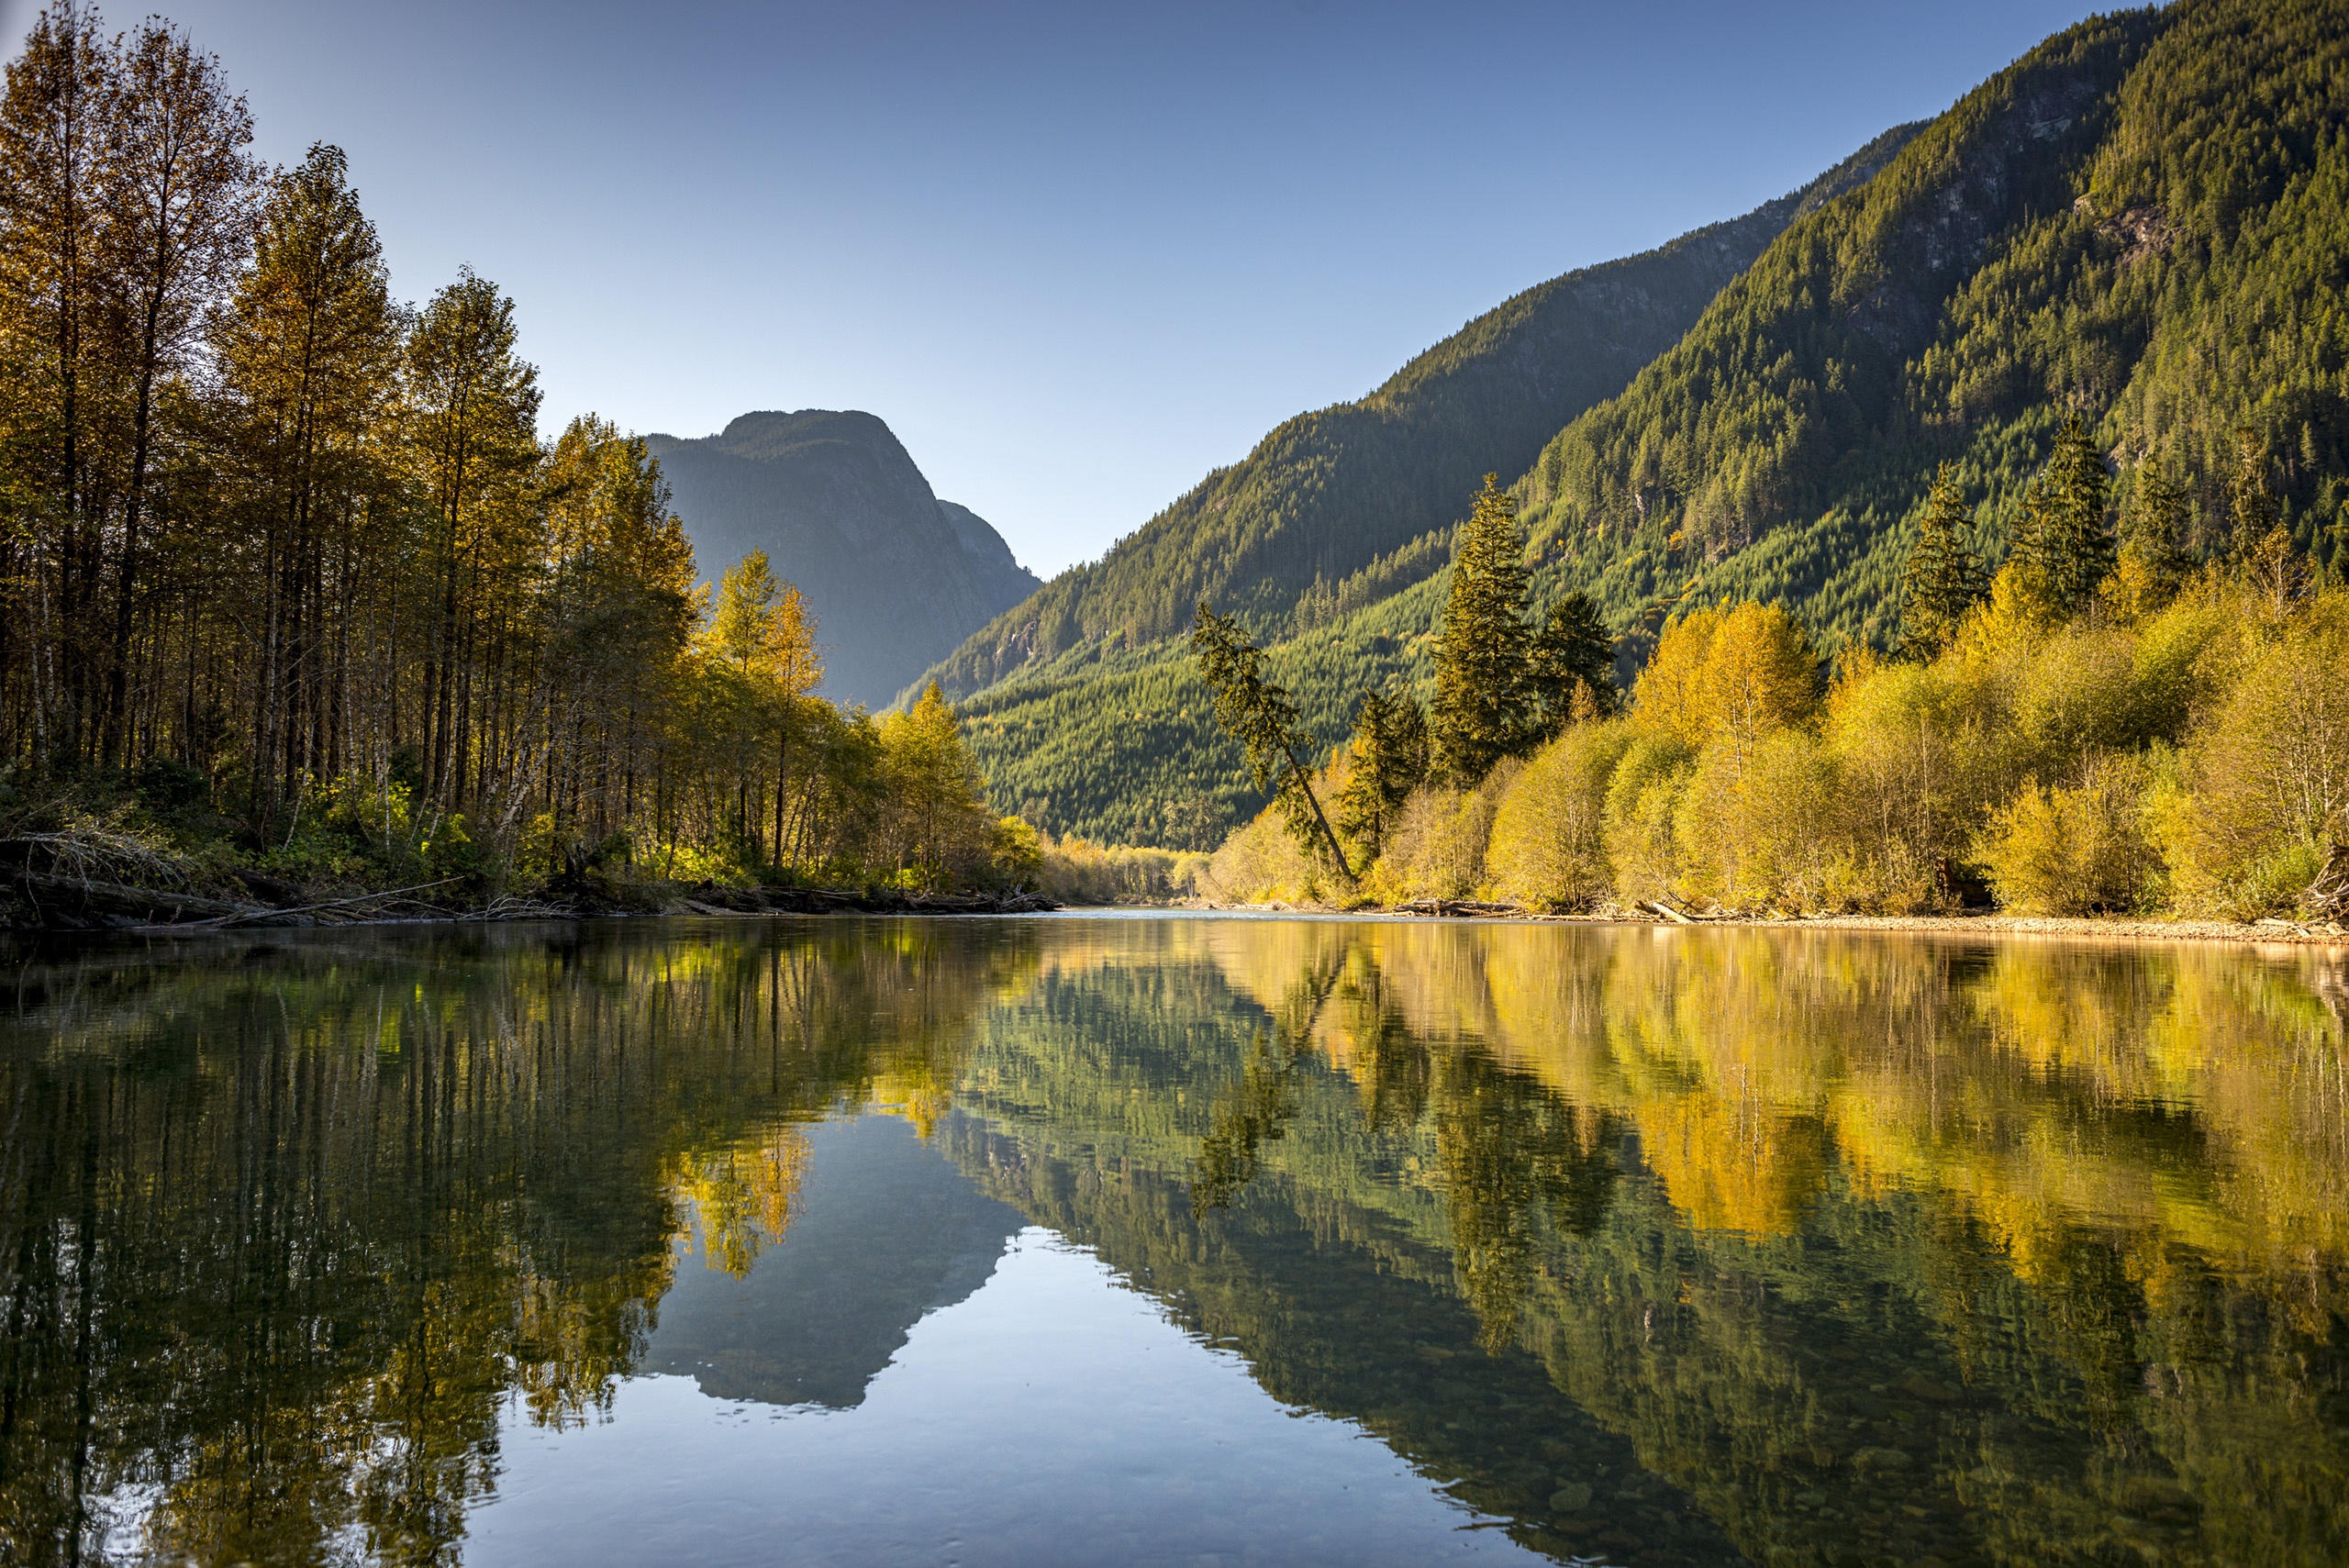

[1189,900,2349,947]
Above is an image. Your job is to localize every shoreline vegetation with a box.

[6,6,2346,949]
[1185,460,2349,944]
[0,8,1080,929]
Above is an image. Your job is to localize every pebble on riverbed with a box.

[1548,1480,1593,1511]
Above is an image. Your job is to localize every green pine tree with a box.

[1530,590,1622,730]
[2121,449,2196,596]
[1333,690,1429,863]
[1897,462,1987,660]
[2224,426,2280,555]
[2006,477,2056,613]
[1431,475,1535,782]
[2042,413,2116,617]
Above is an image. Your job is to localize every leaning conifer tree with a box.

[1191,602,1353,878]
[1431,474,1535,782]
[1898,462,1987,660]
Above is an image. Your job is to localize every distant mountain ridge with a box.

[910,119,1924,707]
[645,410,1040,708]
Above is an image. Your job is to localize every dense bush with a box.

[1977,754,2165,915]
[1485,722,1631,909]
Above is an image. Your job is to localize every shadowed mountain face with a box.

[645,410,1041,708]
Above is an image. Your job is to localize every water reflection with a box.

[1,917,2343,1566]
[646,1116,1021,1408]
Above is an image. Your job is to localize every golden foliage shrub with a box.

[2162,604,2349,917]
[1678,729,1855,911]
[1197,808,1325,906]
[1369,762,1519,904]
[1037,834,1208,904]
[1485,720,1632,910]
[1601,734,1695,903]
[2001,626,2165,783]
[1824,658,2001,908]
[1976,753,2165,915]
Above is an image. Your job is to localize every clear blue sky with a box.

[8,0,2099,575]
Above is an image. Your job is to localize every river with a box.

[2,914,2343,1566]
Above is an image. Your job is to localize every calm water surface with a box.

[3,914,2344,1567]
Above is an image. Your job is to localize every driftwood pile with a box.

[2308,844,2349,923]
[0,836,478,932]
[1396,898,1520,917]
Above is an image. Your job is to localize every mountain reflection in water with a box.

[1,916,2343,1567]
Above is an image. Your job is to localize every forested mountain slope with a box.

[1519,0,2349,658]
[962,0,2349,848]
[913,123,1923,706]
[647,411,1040,707]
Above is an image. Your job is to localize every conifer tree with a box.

[1333,690,1428,863]
[877,683,989,886]
[1431,474,1534,782]
[0,5,114,763]
[2124,451,2191,564]
[1191,601,1352,877]
[1530,590,1621,728]
[2116,449,2195,608]
[2224,426,2279,553]
[2041,413,2115,617]
[95,18,260,765]
[1897,462,1986,660]
[405,268,541,800]
[2005,417,2114,622]
[219,142,402,830]
[2005,477,2054,613]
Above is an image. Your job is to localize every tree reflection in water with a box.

[0,917,2342,1567]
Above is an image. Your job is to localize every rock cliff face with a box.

[644,410,1041,709]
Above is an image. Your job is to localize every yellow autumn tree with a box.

[689,548,822,865]
[1629,606,1729,750]
[874,683,994,888]
[1698,602,1822,762]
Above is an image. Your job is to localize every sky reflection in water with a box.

[1,915,2343,1568]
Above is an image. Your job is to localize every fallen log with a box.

[7,868,253,923]
[1645,900,1695,924]
[1397,897,1520,917]
[128,878,467,932]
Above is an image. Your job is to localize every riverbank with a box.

[1182,896,2349,947]
[0,850,1058,933]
